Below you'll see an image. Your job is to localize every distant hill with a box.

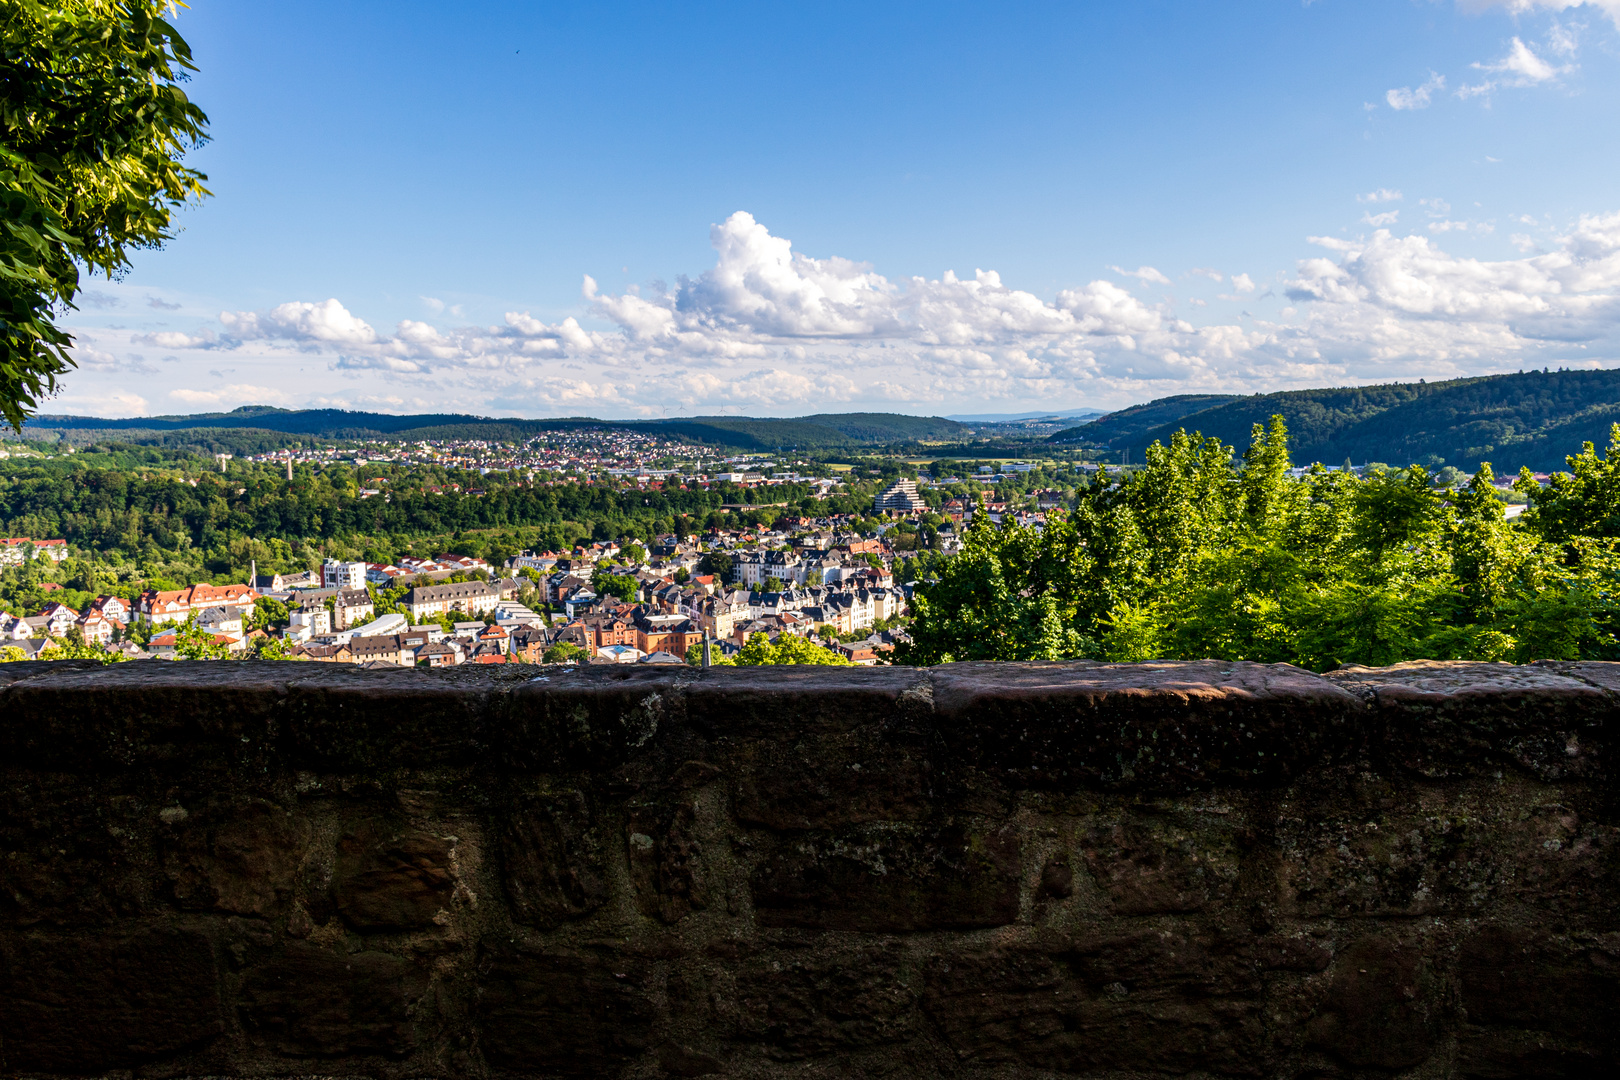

[947,407,1106,422]
[1051,370,1620,473]
[1049,395,1241,447]
[19,407,967,451]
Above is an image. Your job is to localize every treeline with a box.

[0,454,883,581]
[902,418,1620,669]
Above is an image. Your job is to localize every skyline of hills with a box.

[1051,369,1620,473]
[20,367,1620,472]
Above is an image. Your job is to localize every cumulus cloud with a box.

[1362,211,1401,227]
[220,299,379,346]
[1357,189,1404,204]
[1387,72,1446,109]
[59,209,1620,417]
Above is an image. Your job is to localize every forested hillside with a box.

[20,407,966,450]
[1051,369,1620,473]
[1049,395,1239,448]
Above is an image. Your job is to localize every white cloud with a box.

[1109,265,1172,285]
[1357,189,1403,204]
[1459,34,1572,98]
[1362,211,1401,226]
[220,299,379,346]
[1458,1,1620,29]
[134,330,214,349]
[1189,267,1224,282]
[1387,72,1445,110]
[57,209,1620,418]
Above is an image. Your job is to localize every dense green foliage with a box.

[902,417,1620,669]
[1,0,209,427]
[1055,370,1620,474]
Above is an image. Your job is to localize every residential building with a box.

[631,615,703,660]
[734,550,806,588]
[291,641,354,663]
[36,602,78,639]
[323,558,369,591]
[333,587,375,630]
[196,605,247,639]
[350,634,410,666]
[287,605,331,639]
[87,595,130,624]
[404,580,500,621]
[416,641,459,667]
[136,583,259,625]
[0,537,68,565]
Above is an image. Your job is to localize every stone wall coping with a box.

[2,658,1614,787]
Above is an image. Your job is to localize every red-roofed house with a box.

[137,583,260,625]
[1,538,67,565]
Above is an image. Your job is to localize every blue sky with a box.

[60,0,1620,418]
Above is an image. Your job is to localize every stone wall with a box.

[0,658,1616,1078]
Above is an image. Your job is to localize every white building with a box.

[873,479,926,513]
[323,558,369,590]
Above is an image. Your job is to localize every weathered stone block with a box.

[478,950,656,1075]
[1328,660,1616,780]
[924,934,1266,1075]
[1306,936,1444,1069]
[0,662,291,775]
[726,945,922,1059]
[0,926,222,1072]
[501,789,608,928]
[1458,925,1620,1039]
[1080,811,1241,914]
[682,664,923,739]
[333,825,456,931]
[284,663,519,771]
[164,798,309,916]
[626,797,710,924]
[751,818,1020,931]
[237,941,427,1057]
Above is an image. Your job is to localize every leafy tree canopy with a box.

[899,416,1620,669]
[2,0,209,428]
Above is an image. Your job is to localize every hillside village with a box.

[0,476,1029,665]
